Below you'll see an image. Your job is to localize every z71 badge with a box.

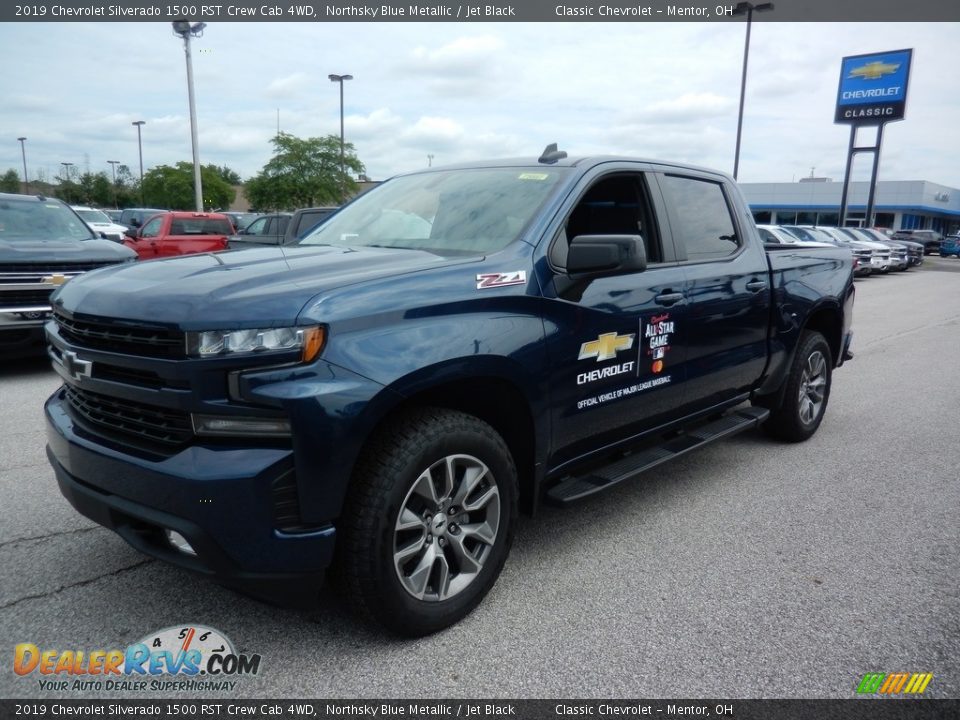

[476,271,527,289]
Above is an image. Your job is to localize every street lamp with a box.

[172,20,207,211]
[60,162,74,202]
[132,120,145,205]
[731,2,774,180]
[328,73,353,203]
[427,154,434,167]
[107,160,120,208]
[17,137,28,194]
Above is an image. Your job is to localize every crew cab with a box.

[123,211,235,259]
[0,193,135,357]
[44,150,854,635]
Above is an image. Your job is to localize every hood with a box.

[52,244,471,330]
[0,237,136,263]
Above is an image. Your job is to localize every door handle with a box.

[654,291,684,306]
[746,280,767,293]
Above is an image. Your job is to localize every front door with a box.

[540,168,689,470]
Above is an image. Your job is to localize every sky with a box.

[1,21,958,191]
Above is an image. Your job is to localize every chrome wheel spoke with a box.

[463,484,499,513]
[447,532,483,575]
[394,533,427,566]
[396,507,427,533]
[404,542,438,600]
[451,463,488,507]
[461,519,497,546]
[411,471,441,507]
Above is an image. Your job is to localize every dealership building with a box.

[740,178,960,235]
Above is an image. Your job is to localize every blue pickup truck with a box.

[44,149,854,635]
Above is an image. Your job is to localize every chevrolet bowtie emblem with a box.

[578,332,635,362]
[61,350,93,382]
[848,61,900,81]
[42,273,68,286]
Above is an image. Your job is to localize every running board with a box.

[545,407,770,505]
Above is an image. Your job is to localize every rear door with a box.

[652,171,771,413]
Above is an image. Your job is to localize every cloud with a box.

[265,72,311,98]
[623,93,735,125]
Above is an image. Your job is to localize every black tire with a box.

[333,407,517,636]
[760,331,833,443]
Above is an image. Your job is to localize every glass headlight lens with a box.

[187,325,324,361]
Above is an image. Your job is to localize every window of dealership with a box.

[740,179,960,234]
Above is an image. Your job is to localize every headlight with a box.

[186,325,325,362]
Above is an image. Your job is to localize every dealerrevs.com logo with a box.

[14,625,262,692]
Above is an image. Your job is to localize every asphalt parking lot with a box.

[1,257,958,700]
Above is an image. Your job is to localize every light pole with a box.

[172,21,206,211]
[17,137,28,194]
[427,154,434,167]
[107,160,120,208]
[60,162,74,202]
[328,73,353,203]
[731,1,774,180]
[132,120,145,205]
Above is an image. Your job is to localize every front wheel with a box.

[333,408,517,636]
[759,331,833,442]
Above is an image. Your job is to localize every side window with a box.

[140,217,163,238]
[551,174,661,269]
[245,217,268,235]
[659,175,740,262]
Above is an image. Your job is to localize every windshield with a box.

[0,199,95,242]
[76,209,112,224]
[298,167,569,254]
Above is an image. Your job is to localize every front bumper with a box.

[45,389,335,605]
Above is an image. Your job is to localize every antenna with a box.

[538,143,567,164]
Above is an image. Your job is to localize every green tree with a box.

[141,162,235,210]
[244,132,364,211]
[0,169,20,193]
[73,172,114,207]
[209,164,242,185]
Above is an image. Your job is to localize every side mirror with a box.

[125,227,140,239]
[567,234,647,276]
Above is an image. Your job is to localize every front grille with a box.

[0,262,118,274]
[64,385,193,448]
[55,310,185,358]
[0,289,51,308]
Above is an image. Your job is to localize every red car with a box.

[123,212,234,259]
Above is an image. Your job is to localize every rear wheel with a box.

[333,408,517,636]
[759,331,833,442]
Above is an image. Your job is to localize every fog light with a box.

[165,529,197,556]
[191,414,292,437]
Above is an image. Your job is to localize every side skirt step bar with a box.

[545,406,770,505]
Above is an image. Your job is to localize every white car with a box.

[71,206,128,242]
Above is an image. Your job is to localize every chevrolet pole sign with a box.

[835,48,912,124]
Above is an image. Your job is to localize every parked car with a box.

[0,193,135,357]
[70,206,128,242]
[836,228,908,270]
[118,207,169,229]
[940,235,960,258]
[891,229,943,255]
[229,207,338,248]
[756,224,808,244]
[779,225,874,277]
[852,228,922,268]
[102,209,123,223]
[123,211,235,259]
[44,150,855,635]
[813,226,894,273]
[220,211,261,231]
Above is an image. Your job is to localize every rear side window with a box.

[660,175,740,262]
